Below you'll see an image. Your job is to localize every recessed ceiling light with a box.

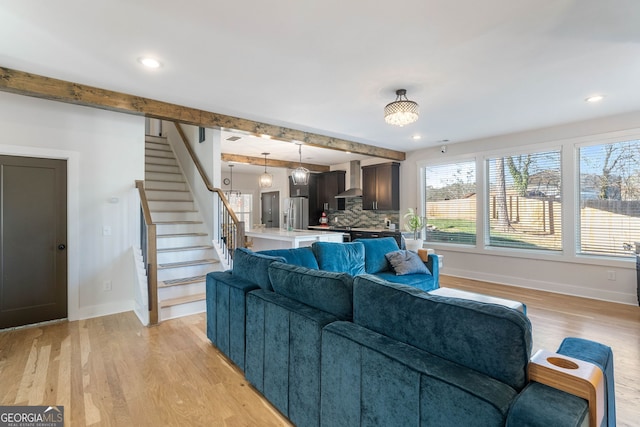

[412,135,422,140]
[138,57,161,69]
[260,134,272,139]
[585,95,604,103]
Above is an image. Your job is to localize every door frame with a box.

[0,145,80,321]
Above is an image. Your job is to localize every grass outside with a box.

[426,218,559,250]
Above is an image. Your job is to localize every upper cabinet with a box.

[362,162,400,210]
[317,170,346,211]
[289,176,310,197]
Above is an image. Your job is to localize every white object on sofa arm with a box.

[528,349,604,427]
[429,287,525,313]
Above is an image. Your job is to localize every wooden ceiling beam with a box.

[0,67,406,161]
[221,153,330,173]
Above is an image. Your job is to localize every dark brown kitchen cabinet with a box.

[317,170,345,211]
[289,176,310,197]
[362,162,400,210]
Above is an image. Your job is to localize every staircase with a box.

[144,135,221,321]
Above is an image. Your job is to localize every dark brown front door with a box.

[0,155,67,329]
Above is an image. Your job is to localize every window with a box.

[228,193,253,229]
[578,140,640,257]
[487,150,562,251]
[424,161,476,245]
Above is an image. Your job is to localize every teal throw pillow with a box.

[312,241,365,276]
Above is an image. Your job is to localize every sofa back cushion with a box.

[353,237,399,274]
[352,275,532,391]
[311,241,365,276]
[268,262,354,320]
[233,248,285,291]
[259,247,320,269]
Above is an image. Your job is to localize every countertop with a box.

[247,228,342,238]
[308,225,400,233]
[245,227,343,249]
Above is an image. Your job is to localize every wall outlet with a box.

[606,270,616,281]
[103,280,112,291]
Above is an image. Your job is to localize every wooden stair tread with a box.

[147,199,194,203]
[157,232,208,238]
[146,188,189,192]
[144,177,184,182]
[158,245,213,253]
[154,220,203,224]
[151,209,198,213]
[158,259,219,269]
[159,275,207,288]
[160,293,206,308]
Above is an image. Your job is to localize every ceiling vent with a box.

[226,136,242,141]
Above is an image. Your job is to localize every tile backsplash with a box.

[324,198,399,228]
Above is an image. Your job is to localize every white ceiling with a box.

[3,0,640,173]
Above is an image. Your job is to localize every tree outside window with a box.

[487,150,562,251]
[579,140,640,256]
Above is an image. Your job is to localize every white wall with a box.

[0,92,145,320]
[402,111,640,305]
[165,123,218,240]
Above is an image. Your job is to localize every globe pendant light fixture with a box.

[384,89,419,127]
[291,143,309,185]
[259,152,273,188]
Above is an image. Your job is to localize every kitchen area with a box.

[247,160,404,250]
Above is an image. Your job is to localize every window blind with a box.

[487,150,562,251]
[579,140,640,257]
[423,161,476,245]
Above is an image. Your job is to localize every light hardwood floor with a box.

[0,276,638,426]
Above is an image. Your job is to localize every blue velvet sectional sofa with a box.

[205,239,615,427]
[206,238,437,370]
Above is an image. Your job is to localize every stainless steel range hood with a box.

[335,160,362,198]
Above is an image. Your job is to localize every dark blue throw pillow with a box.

[233,247,285,290]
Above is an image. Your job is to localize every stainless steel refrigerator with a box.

[286,197,309,230]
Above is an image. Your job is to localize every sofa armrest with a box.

[528,349,604,427]
[425,254,440,287]
[207,271,260,293]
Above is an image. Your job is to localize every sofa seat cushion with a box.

[353,237,399,274]
[374,271,438,291]
[505,382,588,427]
[268,262,354,320]
[312,241,365,276]
[259,247,319,269]
[233,247,286,291]
[385,249,431,276]
[353,275,532,391]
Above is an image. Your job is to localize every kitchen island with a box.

[245,228,344,251]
